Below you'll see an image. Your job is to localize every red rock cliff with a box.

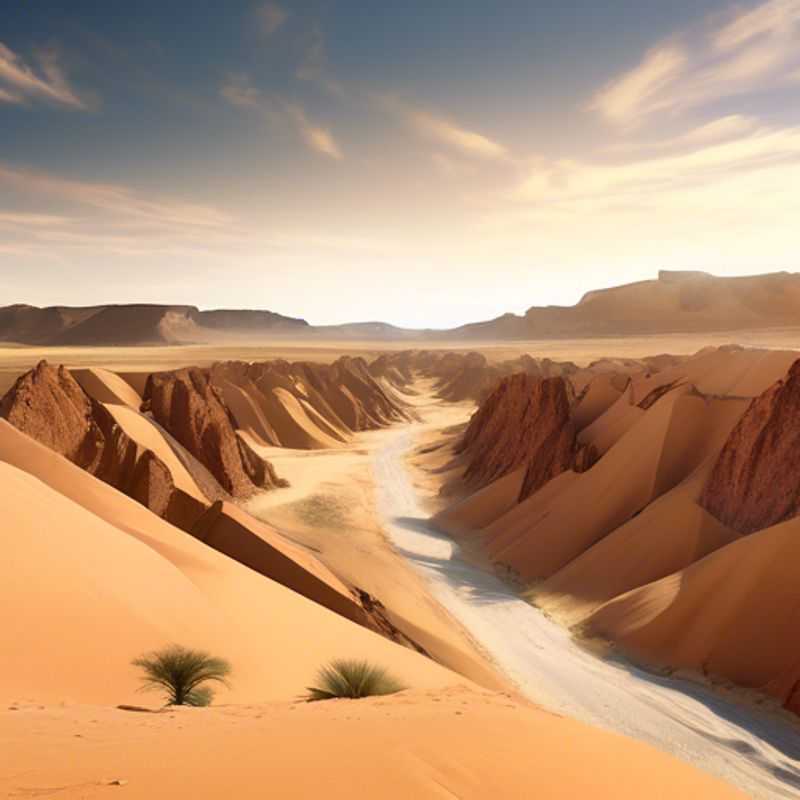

[457,373,588,500]
[700,359,800,533]
[143,367,286,496]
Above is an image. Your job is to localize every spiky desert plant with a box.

[306,659,405,701]
[132,645,231,707]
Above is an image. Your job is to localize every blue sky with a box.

[2,0,799,326]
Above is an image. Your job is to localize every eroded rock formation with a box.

[700,359,800,533]
[143,367,287,497]
[457,373,586,500]
[0,361,204,526]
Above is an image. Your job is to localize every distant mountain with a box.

[3,271,799,346]
[0,304,309,346]
[442,271,800,339]
[310,321,425,340]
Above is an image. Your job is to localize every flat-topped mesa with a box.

[143,367,287,497]
[0,361,197,524]
[457,373,592,501]
[699,358,800,533]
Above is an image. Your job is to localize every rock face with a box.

[209,356,411,448]
[0,361,100,466]
[143,368,286,496]
[700,359,800,533]
[0,361,197,523]
[457,374,584,500]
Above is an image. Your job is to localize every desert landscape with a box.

[5,1,800,795]
[1,271,800,798]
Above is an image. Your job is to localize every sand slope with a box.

[0,433,456,706]
[483,386,734,580]
[586,514,800,710]
[0,687,744,799]
[0,420,384,628]
[532,461,741,625]
[72,366,143,408]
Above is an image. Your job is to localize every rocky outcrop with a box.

[0,361,204,526]
[209,356,412,448]
[0,361,101,466]
[699,359,800,534]
[143,367,287,497]
[373,350,580,405]
[457,373,585,500]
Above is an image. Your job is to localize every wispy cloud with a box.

[590,0,800,126]
[509,123,800,219]
[255,3,288,36]
[376,95,508,160]
[606,114,762,154]
[0,164,232,228]
[295,22,345,97]
[590,45,687,125]
[0,43,88,109]
[221,73,343,159]
[284,104,342,159]
[0,211,73,227]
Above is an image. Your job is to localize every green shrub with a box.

[132,645,231,707]
[306,659,405,701]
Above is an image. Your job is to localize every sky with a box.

[1,0,800,328]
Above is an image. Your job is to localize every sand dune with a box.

[0,687,744,799]
[436,347,797,589]
[578,381,645,456]
[571,371,630,429]
[0,431,456,706]
[427,344,800,728]
[191,500,368,626]
[630,346,798,403]
[435,467,526,536]
[484,385,732,580]
[586,514,800,713]
[532,460,741,625]
[0,419,380,627]
[72,366,143,408]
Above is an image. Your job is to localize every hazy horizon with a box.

[3,0,800,327]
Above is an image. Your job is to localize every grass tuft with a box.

[306,659,405,701]
[132,644,231,707]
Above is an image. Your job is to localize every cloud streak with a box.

[221,74,343,159]
[0,43,87,109]
[590,0,800,126]
[0,164,233,228]
[375,95,508,160]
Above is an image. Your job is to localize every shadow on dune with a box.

[393,515,800,777]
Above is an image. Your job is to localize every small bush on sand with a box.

[306,659,405,701]
[132,645,231,707]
